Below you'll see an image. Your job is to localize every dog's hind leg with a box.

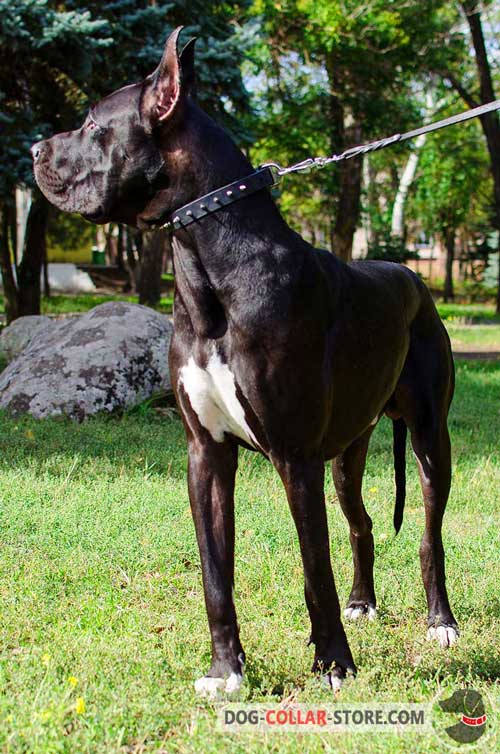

[275,456,356,688]
[332,429,377,621]
[395,301,459,647]
[410,419,459,647]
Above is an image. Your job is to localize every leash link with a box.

[259,161,284,184]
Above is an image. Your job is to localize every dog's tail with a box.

[392,418,407,534]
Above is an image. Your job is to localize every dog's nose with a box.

[31,141,44,162]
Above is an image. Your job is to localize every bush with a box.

[366,234,419,263]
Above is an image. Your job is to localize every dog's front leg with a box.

[187,436,244,698]
[275,456,357,688]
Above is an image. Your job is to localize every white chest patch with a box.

[179,348,259,447]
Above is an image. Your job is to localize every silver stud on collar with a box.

[164,167,276,233]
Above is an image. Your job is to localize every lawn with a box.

[436,303,499,323]
[436,302,500,352]
[0,361,498,753]
[0,294,173,319]
[446,324,500,350]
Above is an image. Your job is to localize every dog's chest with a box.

[179,348,258,447]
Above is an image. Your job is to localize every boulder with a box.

[0,315,55,362]
[0,302,172,419]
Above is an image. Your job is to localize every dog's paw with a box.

[321,669,344,692]
[344,603,377,621]
[194,672,243,699]
[320,663,357,693]
[426,624,459,648]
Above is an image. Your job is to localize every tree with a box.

[1,1,251,321]
[248,0,454,261]
[0,0,110,322]
[411,109,491,301]
[458,1,500,312]
[433,0,500,309]
[391,93,442,240]
[137,231,165,307]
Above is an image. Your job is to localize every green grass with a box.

[0,361,498,753]
[436,302,499,324]
[0,294,173,319]
[445,324,500,349]
[436,303,500,350]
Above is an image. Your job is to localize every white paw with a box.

[344,605,377,621]
[225,672,243,694]
[194,672,243,699]
[426,625,459,648]
[321,672,344,691]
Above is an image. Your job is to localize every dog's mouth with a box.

[33,163,75,210]
[34,166,67,196]
[82,207,107,224]
[34,163,108,221]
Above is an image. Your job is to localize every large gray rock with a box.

[0,315,54,362]
[0,302,172,419]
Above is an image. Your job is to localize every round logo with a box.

[431,686,492,749]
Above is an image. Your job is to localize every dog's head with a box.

[32,28,197,228]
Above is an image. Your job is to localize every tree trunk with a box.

[116,225,125,272]
[17,191,49,316]
[0,203,19,323]
[137,229,163,307]
[496,232,500,315]
[464,7,500,220]
[391,132,427,238]
[42,238,51,297]
[325,58,363,262]
[443,227,455,303]
[15,187,31,265]
[330,116,362,263]
[9,201,18,269]
[459,3,500,311]
[127,229,141,292]
[330,117,363,262]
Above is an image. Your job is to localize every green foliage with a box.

[411,107,492,237]
[46,212,95,262]
[245,1,468,243]
[366,232,419,263]
[1,0,498,298]
[64,1,253,139]
[250,0,459,129]
[0,0,251,203]
[0,0,111,197]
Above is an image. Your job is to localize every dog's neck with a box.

[167,105,308,307]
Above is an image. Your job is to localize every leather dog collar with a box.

[155,165,278,232]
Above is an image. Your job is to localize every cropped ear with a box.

[180,37,197,95]
[148,26,183,125]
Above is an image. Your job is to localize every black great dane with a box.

[32,28,459,696]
